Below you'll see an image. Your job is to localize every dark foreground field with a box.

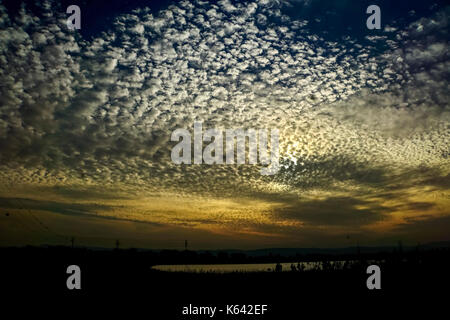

[1,246,449,317]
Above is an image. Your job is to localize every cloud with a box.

[274,196,387,227]
[0,0,448,246]
[391,214,450,243]
[0,197,112,217]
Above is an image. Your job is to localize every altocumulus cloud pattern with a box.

[0,0,449,248]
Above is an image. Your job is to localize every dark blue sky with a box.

[2,0,449,40]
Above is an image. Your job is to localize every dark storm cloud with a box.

[0,196,165,226]
[0,196,112,216]
[273,196,387,227]
[398,202,436,211]
[381,167,450,193]
[277,156,388,190]
[421,174,450,189]
[392,214,450,241]
[38,185,133,200]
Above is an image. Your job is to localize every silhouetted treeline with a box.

[1,244,450,265]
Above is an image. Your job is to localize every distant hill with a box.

[33,240,450,256]
[192,241,450,256]
[203,242,449,257]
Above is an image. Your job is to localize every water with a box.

[152,261,355,273]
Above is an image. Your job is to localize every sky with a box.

[0,0,449,249]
